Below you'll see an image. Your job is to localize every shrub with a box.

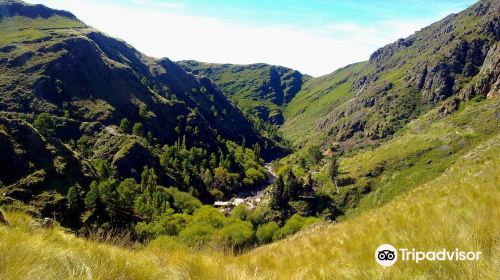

[256,222,279,244]
[178,222,215,246]
[132,123,144,136]
[191,206,226,228]
[274,214,319,240]
[231,204,252,221]
[119,118,130,132]
[93,159,111,179]
[34,112,55,136]
[218,219,254,249]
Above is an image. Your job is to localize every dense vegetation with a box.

[1,111,498,279]
[0,0,295,249]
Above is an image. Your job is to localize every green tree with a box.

[34,112,55,136]
[270,176,285,210]
[84,181,100,210]
[98,179,119,219]
[133,123,144,136]
[117,178,139,207]
[273,214,319,240]
[284,170,301,201]
[119,118,130,132]
[139,105,149,119]
[94,159,111,179]
[77,135,91,157]
[67,186,80,209]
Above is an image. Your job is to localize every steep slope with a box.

[0,1,265,147]
[1,119,498,279]
[0,0,282,228]
[178,60,309,124]
[281,0,499,150]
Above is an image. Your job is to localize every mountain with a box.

[281,0,499,150]
[0,0,285,228]
[0,0,499,278]
[178,60,310,124]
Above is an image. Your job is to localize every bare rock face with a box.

[0,211,8,225]
[481,43,500,98]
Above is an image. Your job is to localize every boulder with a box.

[40,217,54,228]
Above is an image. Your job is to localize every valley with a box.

[0,0,499,279]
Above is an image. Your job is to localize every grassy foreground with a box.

[1,131,499,279]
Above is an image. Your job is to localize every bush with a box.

[256,222,279,244]
[135,210,190,240]
[119,118,130,132]
[231,204,252,221]
[34,112,55,136]
[244,168,265,186]
[132,123,144,136]
[165,187,202,214]
[218,219,254,248]
[94,159,111,179]
[307,145,323,165]
[274,214,319,240]
[191,206,226,228]
[178,222,215,246]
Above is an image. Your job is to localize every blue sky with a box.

[27,0,476,76]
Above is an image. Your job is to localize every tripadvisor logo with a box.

[375,244,482,267]
[375,244,398,266]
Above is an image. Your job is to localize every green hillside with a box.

[0,0,499,278]
[1,97,499,279]
[0,0,287,242]
[281,0,499,151]
[178,60,309,124]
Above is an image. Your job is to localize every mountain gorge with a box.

[0,0,499,278]
[0,0,287,232]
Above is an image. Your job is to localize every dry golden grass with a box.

[1,135,499,280]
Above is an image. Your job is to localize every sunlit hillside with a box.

[1,98,499,279]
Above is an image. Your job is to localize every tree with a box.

[141,167,158,198]
[270,176,285,210]
[139,105,149,119]
[133,123,144,136]
[84,181,100,210]
[77,135,91,157]
[284,169,301,200]
[94,159,111,179]
[67,186,81,209]
[117,178,139,207]
[34,112,55,136]
[328,157,340,194]
[98,179,120,219]
[119,118,130,132]
[231,204,251,221]
[253,143,261,160]
[273,214,319,240]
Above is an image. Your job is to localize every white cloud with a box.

[26,0,439,76]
